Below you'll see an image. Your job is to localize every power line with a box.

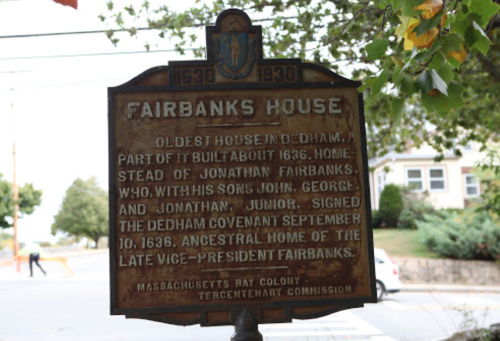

[0,48,198,61]
[0,70,31,73]
[0,76,129,92]
[0,17,297,39]
[0,27,154,39]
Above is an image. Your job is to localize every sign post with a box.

[109,8,377,337]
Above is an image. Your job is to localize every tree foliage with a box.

[0,173,42,229]
[99,0,500,158]
[476,148,500,215]
[51,177,108,248]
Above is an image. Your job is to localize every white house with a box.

[369,141,483,210]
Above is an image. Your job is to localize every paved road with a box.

[1,252,499,341]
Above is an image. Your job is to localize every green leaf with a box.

[416,69,448,96]
[448,56,462,68]
[448,80,466,107]
[441,33,465,54]
[372,70,390,96]
[414,51,431,62]
[391,55,405,68]
[465,21,492,55]
[427,39,444,55]
[395,47,418,84]
[469,0,500,20]
[422,94,446,117]
[437,63,454,85]
[428,51,446,69]
[393,65,402,85]
[124,5,135,16]
[359,77,376,93]
[391,97,405,127]
[400,72,415,94]
[422,80,465,117]
[401,0,426,15]
[401,0,416,16]
[413,9,445,37]
[452,13,484,35]
[365,39,389,60]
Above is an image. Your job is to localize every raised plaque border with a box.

[108,8,377,327]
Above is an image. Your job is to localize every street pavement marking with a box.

[261,311,397,341]
[444,295,500,306]
[382,300,410,310]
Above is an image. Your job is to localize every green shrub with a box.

[417,209,500,260]
[371,210,382,228]
[378,184,403,227]
[442,208,464,215]
[398,188,435,229]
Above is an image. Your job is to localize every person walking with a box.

[19,242,47,277]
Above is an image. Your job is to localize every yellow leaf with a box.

[404,36,415,50]
[406,23,438,49]
[447,44,467,63]
[396,16,419,42]
[416,0,447,27]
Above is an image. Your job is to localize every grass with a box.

[372,228,442,259]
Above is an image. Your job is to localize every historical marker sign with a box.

[109,9,377,327]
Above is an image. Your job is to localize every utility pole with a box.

[11,98,20,271]
[11,96,21,273]
[2,70,30,272]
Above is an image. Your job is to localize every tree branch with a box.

[301,1,371,52]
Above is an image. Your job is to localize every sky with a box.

[0,0,201,243]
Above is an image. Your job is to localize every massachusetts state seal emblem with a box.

[221,33,247,72]
[214,15,256,80]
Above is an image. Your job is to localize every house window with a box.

[428,167,446,192]
[377,172,386,198]
[406,168,424,192]
[463,140,474,152]
[464,174,480,197]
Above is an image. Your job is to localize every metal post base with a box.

[230,309,263,341]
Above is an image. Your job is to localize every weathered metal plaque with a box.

[109,9,377,327]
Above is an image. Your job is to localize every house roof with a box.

[368,151,459,168]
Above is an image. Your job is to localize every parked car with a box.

[374,248,402,300]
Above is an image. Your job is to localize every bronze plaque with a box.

[109,9,377,327]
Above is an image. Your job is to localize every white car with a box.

[374,248,402,300]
